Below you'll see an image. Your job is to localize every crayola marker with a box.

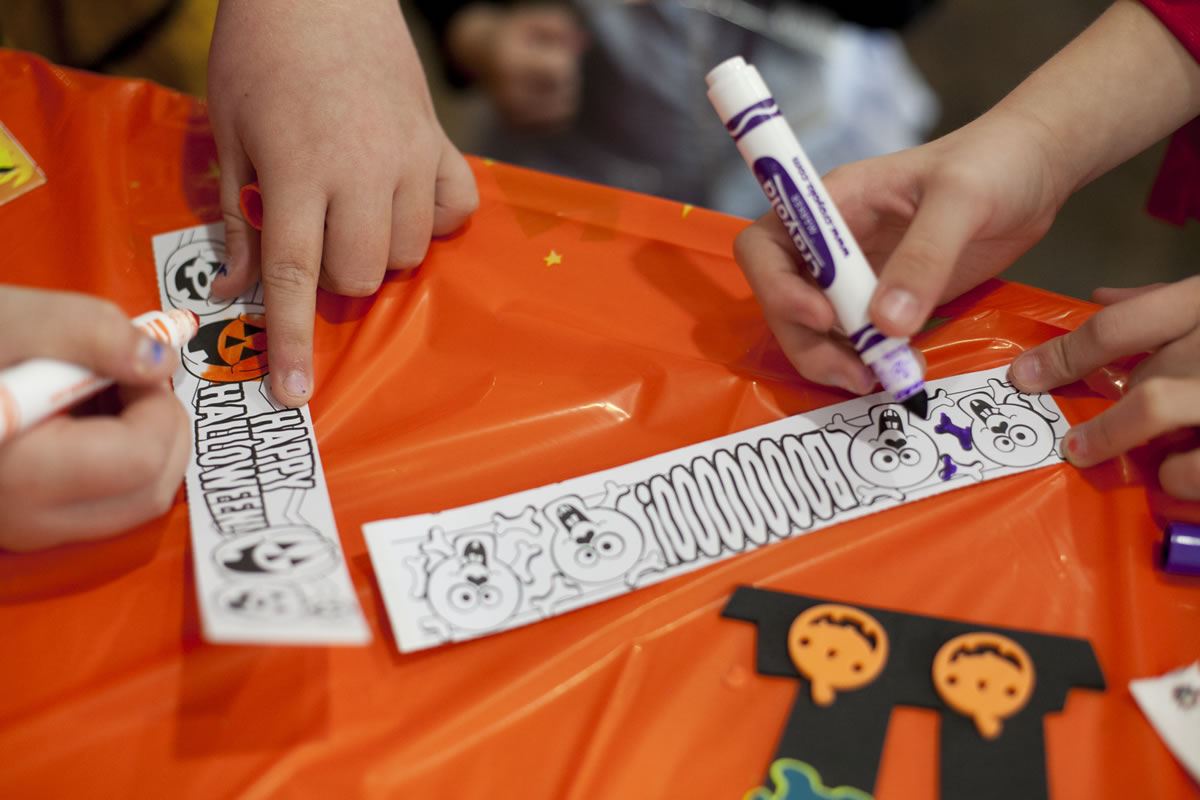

[706,56,929,417]
[0,308,200,445]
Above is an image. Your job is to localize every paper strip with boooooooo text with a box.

[365,365,1068,652]
[153,223,370,646]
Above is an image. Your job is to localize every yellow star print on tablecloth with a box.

[543,249,563,267]
[0,121,46,205]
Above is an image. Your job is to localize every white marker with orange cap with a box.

[0,308,199,445]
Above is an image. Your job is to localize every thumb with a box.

[0,288,179,385]
[869,186,980,337]
[431,135,480,237]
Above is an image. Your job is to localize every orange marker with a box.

[0,308,200,445]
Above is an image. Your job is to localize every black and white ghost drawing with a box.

[544,492,645,586]
[424,533,524,631]
[163,238,234,317]
[215,582,306,620]
[957,378,1060,468]
[828,402,942,488]
[213,525,339,581]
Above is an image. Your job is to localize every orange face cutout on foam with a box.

[787,604,889,706]
[932,632,1035,739]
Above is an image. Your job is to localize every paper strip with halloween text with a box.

[152,223,370,645]
[364,365,1069,652]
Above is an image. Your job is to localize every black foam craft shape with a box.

[723,587,1106,799]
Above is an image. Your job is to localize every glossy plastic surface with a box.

[0,51,1197,799]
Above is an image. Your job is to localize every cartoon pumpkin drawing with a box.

[182,313,269,383]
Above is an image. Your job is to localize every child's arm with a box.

[733,0,1200,394]
[205,0,479,407]
[0,287,190,550]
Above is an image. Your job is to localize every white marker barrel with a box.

[0,308,198,444]
[706,56,925,403]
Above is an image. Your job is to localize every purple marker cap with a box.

[1162,522,1200,576]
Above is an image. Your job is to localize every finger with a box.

[431,137,480,238]
[734,219,871,391]
[734,216,838,332]
[320,186,391,295]
[36,385,191,544]
[0,382,188,505]
[212,146,262,299]
[1011,278,1200,393]
[1128,325,1200,387]
[773,322,876,395]
[0,288,178,384]
[1091,283,1167,306]
[869,184,981,337]
[258,179,327,406]
[388,164,436,271]
[1160,448,1200,501]
[1063,376,1200,468]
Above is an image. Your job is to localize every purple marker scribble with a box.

[939,454,957,481]
[935,412,973,450]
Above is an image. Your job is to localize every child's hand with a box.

[0,288,190,550]
[1010,276,1200,500]
[447,5,587,130]
[733,109,1069,394]
[207,0,479,407]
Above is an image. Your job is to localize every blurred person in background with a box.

[411,0,940,217]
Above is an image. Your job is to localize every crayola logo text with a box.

[755,156,836,288]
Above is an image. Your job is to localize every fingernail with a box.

[284,369,309,398]
[1010,352,1041,389]
[1064,427,1088,465]
[877,288,919,331]
[134,336,167,374]
[823,373,854,393]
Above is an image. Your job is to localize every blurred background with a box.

[3,0,1196,301]
[399,0,1200,301]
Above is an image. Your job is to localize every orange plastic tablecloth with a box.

[0,50,1197,799]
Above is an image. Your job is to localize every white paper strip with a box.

[365,366,1068,652]
[152,223,369,645]
[1130,661,1200,782]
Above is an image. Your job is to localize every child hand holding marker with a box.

[205,0,479,408]
[732,0,1200,499]
[0,287,193,550]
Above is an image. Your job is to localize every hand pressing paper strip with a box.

[364,365,1069,652]
[152,222,370,646]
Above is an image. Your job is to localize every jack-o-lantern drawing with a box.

[932,632,1035,739]
[182,313,269,383]
[788,603,890,706]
